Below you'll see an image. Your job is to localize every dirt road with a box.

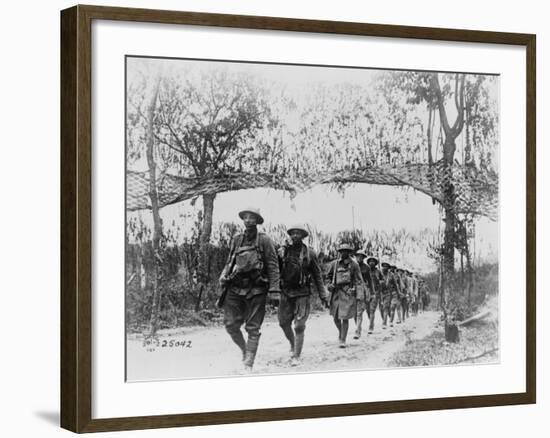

[126,310,441,381]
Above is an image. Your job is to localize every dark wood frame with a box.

[61,4,536,433]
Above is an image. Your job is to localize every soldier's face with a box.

[368,260,376,268]
[357,255,365,264]
[340,250,351,260]
[289,230,303,245]
[242,213,258,229]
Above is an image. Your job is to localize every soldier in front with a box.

[278,224,329,366]
[218,207,281,371]
[326,244,366,348]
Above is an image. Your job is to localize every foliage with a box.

[388,320,499,367]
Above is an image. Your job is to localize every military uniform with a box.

[366,263,383,333]
[419,280,430,312]
[327,257,365,320]
[327,248,365,347]
[388,266,403,325]
[410,275,419,315]
[398,270,409,321]
[221,217,280,369]
[379,263,395,328]
[354,251,370,339]
[278,238,328,362]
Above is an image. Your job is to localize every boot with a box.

[243,334,260,370]
[354,315,362,339]
[339,321,349,348]
[368,310,375,334]
[291,332,304,366]
[228,329,246,360]
[334,317,342,341]
[281,325,295,356]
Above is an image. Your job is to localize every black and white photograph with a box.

[125,56,499,382]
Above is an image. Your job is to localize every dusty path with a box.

[126,310,440,381]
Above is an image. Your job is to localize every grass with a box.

[389,318,499,367]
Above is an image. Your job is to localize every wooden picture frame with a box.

[60,4,536,433]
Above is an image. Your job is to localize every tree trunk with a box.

[442,203,456,291]
[441,138,457,303]
[145,77,162,337]
[445,321,460,343]
[438,253,444,310]
[466,242,474,308]
[460,251,464,291]
[196,193,216,311]
[430,73,464,309]
[427,106,434,166]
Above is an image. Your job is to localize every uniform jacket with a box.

[367,266,383,295]
[222,230,281,293]
[380,270,400,298]
[398,274,407,298]
[278,243,328,299]
[326,257,365,319]
[359,262,375,299]
[326,258,366,300]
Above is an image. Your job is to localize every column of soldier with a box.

[218,207,429,372]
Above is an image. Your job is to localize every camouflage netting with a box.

[126,161,498,220]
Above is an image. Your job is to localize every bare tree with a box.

[154,69,270,305]
[145,76,163,336]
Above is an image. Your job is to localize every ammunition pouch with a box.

[230,271,268,289]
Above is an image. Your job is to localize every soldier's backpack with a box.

[232,232,264,281]
[332,259,353,287]
[281,244,310,288]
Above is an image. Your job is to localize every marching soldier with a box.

[365,255,383,334]
[410,271,419,316]
[407,271,418,316]
[218,207,281,371]
[353,250,370,339]
[389,265,403,326]
[419,278,430,312]
[278,224,329,366]
[397,268,409,322]
[326,244,366,348]
[379,262,396,328]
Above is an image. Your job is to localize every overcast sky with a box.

[128,183,499,273]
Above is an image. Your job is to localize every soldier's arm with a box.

[260,234,281,292]
[309,250,328,300]
[364,270,373,299]
[219,236,237,282]
[325,261,335,291]
[371,270,380,294]
[395,274,402,293]
[325,260,333,281]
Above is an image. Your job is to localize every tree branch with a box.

[452,74,466,136]
[430,73,452,135]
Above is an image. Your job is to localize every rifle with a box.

[326,254,340,309]
[216,239,239,308]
